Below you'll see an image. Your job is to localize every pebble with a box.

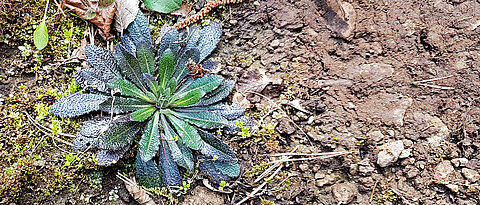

[299,164,309,172]
[399,149,411,158]
[462,168,480,182]
[434,160,454,181]
[377,140,404,167]
[315,174,335,187]
[451,158,469,167]
[368,130,384,142]
[358,158,375,175]
[270,39,280,48]
[229,19,238,26]
[445,184,459,193]
[332,183,356,204]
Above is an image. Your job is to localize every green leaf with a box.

[160,115,195,171]
[110,79,154,103]
[136,151,163,188]
[100,97,152,114]
[137,44,156,75]
[158,49,175,89]
[131,106,156,121]
[170,110,229,129]
[116,46,148,91]
[171,89,202,107]
[171,74,223,107]
[33,20,48,50]
[98,116,142,150]
[139,112,160,161]
[143,0,182,13]
[85,8,97,19]
[166,114,201,150]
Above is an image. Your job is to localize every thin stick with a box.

[413,75,455,84]
[254,146,298,183]
[266,151,351,164]
[24,112,74,146]
[243,91,313,146]
[369,180,378,202]
[265,151,351,157]
[235,165,283,205]
[418,83,454,90]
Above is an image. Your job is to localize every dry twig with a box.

[173,0,245,30]
[24,111,74,147]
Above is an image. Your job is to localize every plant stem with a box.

[43,0,50,21]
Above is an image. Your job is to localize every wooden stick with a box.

[413,75,455,84]
[24,112,73,147]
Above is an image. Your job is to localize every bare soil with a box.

[1,0,480,204]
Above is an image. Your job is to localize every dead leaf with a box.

[114,0,140,33]
[170,2,193,18]
[65,0,116,39]
[116,174,156,205]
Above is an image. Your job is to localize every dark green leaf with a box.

[96,146,129,166]
[197,22,222,62]
[171,89,202,107]
[116,45,147,91]
[197,129,235,161]
[143,0,182,14]
[98,116,142,150]
[158,49,175,89]
[51,94,109,118]
[137,43,156,75]
[136,152,163,188]
[199,159,240,182]
[171,74,223,106]
[166,114,201,150]
[173,48,200,83]
[85,44,120,79]
[161,115,194,171]
[100,96,152,114]
[177,103,245,120]
[170,110,229,129]
[131,106,156,121]
[127,11,152,46]
[110,78,154,103]
[139,112,160,161]
[33,20,48,50]
[73,117,110,151]
[158,135,181,186]
[192,80,235,106]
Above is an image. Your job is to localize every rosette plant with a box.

[51,12,253,188]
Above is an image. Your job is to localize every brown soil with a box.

[1,0,480,204]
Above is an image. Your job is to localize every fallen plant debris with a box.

[173,0,246,30]
[64,0,116,39]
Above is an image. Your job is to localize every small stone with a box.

[434,161,454,181]
[377,140,404,167]
[299,164,309,172]
[307,116,314,124]
[451,158,469,167]
[332,183,356,204]
[368,130,384,142]
[314,171,326,179]
[399,149,411,158]
[386,130,395,137]
[253,1,260,6]
[462,168,480,182]
[229,19,238,26]
[445,184,459,193]
[270,39,280,48]
[405,166,419,178]
[358,158,375,175]
[347,102,355,109]
[315,174,335,187]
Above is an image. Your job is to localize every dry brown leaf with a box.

[65,0,116,39]
[117,174,156,205]
[114,0,139,33]
[169,2,193,18]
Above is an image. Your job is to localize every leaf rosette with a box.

[51,12,254,188]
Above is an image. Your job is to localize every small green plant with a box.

[51,12,254,188]
[218,180,228,191]
[33,0,49,50]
